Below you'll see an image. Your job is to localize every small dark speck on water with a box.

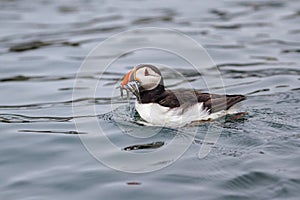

[127,182,142,186]
[123,141,164,151]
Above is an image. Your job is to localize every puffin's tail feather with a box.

[209,94,246,113]
[225,94,246,110]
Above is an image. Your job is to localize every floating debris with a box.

[123,141,164,151]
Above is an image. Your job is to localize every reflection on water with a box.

[0,0,300,199]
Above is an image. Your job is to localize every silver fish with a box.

[118,81,141,102]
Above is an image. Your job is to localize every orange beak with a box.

[120,67,141,101]
[121,70,133,88]
[121,68,140,88]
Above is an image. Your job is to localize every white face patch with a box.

[135,67,161,90]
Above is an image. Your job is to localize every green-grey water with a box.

[0,0,300,199]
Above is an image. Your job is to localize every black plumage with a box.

[140,87,246,113]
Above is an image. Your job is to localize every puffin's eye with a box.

[144,68,149,76]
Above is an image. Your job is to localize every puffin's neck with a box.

[139,85,166,104]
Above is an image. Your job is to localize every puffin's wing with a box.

[158,89,246,113]
[199,93,246,113]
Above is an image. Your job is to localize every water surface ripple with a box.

[0,0,299,199]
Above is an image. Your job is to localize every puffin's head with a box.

[121,64,164,98]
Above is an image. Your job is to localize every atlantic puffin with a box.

[120,64,246,127]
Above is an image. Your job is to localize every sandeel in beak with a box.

[118,68,141,102]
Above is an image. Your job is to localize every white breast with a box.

[135,101,210,127]
[135,101,238,127]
